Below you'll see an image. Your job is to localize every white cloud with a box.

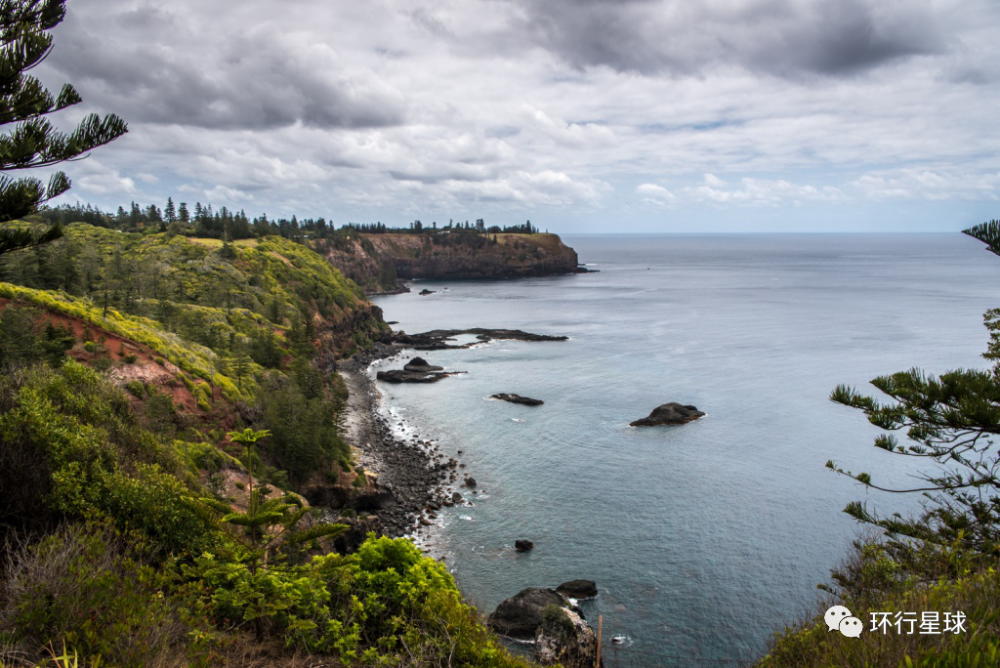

[636,183,676,206]
[686,176,845,206]
[853,169,1000,201]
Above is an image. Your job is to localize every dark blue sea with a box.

[370,234,1000,666]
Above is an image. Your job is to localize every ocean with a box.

[369,234,1000,665]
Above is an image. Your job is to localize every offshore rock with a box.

[403,357,444,372]
[515,539,535,552]
[488,588,565,640]
[492,393,544,406]
[630,402,705,427]
[375,369,460,383]
[556,580,598,599]
[535,607,598,668]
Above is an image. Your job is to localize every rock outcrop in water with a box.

[488,586,599,667]
[375,369,463,383]
[630,402,705,426]
[487,588,565,639]
[535,607,598,668]
[492,393,544,406]
[402,357,444,372]
[556,580,598,599]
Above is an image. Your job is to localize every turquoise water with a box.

[371,234,1000,665]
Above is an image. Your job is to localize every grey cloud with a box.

[46,4,406,130]
[506,0,946,77]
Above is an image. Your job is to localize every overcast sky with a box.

[36,0,1000,233]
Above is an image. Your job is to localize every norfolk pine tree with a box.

[0,0,126,254]
[828,220,1000,561]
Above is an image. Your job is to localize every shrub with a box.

[193,382,212,412]
[0,523,199,668]
[123,353,138,364]
[0,361,211,552]
[83,341,97,353]
[92,356,112,371]
[155,356,165,366]
[125,380,146,398]
[540,604,574,641]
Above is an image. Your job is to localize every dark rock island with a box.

[489,585,599,667]
[492,393,544,406]
[402,356,443,372]
[630,402,705,426]
[556,580,598,599]
[487,588,565,639]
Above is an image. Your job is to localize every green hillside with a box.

[0,222,533,667]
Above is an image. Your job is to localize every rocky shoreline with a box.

[338,332,603,666]
[335,328,568,539]
[337,344,467,538]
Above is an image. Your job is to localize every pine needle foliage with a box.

[827,219,1000,561]
[0,0,127,252]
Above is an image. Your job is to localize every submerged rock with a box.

[463,477,477,488]
[556,580,598,599]
[630,402,705,427]
[487,588,565,640]
[492,393,544,406]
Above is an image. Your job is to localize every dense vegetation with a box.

[758,223,1000,667]
[0,218,535,667]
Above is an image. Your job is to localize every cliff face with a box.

[319,232,580,292]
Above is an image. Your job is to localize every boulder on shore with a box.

[487,588,565,640]
[515,539,535,552]
[630,402,705,427]
[492,393,544,406]
[404,356,444,372]
[556,580,598,599]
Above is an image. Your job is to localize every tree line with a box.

[33,201,543,243]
